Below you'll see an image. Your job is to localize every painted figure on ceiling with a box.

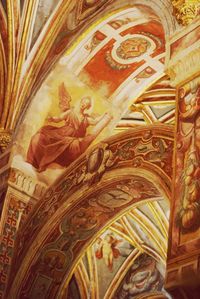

[95,233,122,272]
[117,254,163,298]
[26,83,112,172]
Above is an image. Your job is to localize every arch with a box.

[8,124,173,298]
[11,1,174,166]
[11,172,168,299]
[12,0,177,135]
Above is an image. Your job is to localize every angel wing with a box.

[58,82,72,107]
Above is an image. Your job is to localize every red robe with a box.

[27,110,94,172]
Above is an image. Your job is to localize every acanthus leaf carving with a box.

[0,129,12,153]
[175,82,200,232]
[172,0,200,26]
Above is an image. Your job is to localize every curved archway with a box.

[8,124,173,298]
[61,187,170,299]
[11,0,176,190]
[11,174,169,299]
[7,0,177,132]
[2,1,200,299]
[0,2,179,299]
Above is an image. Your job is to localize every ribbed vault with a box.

[0,1,181,299]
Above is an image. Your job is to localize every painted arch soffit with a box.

[11,3,175,188]
[13,124,174,262]
[67,198,169,299]
[0,0,177,136]
[9,174,170,299]
[8,124,173,298]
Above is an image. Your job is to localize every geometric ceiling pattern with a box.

[117,75,176,131]
[0,0,176,133]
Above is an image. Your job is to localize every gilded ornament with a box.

[116,37,150,59]
[172,0,200,26]
[0,129,12,153]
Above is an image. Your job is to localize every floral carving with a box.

[0,130,12,153]
[84,143,115,185]
[176,81,200,231]
[172,0,200,26]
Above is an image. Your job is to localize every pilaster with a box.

[165,18,200,296]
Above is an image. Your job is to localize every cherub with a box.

[95,233,122,272]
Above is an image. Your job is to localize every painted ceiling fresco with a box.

[12,5,174,187]
[2,1,200,299]
[0,3,175,297]
[3,1,195,299]
[68,198,169,299]
[7,124,173,299]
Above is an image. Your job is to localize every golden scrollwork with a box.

[172,0,200,26]
[130,103,144,112]
[0,129,12,153]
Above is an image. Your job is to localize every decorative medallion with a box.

[116,37,150,60]
[105,34,156,69]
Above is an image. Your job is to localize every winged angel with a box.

[27,83,112,172]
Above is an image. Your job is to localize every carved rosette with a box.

[172,0,200,26]
[0,130,12,153]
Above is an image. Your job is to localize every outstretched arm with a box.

[88,112,112,126]
[89,112,113,139]
[47,110,71,123]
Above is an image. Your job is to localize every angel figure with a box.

[27,82,112,172]
[95,233,122,272]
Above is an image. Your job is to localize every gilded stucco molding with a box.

[166,19,200,86]
[167,47,200,86]
[0,129,12,153]
[7,124,173,299]
[172,0,200,26]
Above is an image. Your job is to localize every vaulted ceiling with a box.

[0,1,185,299]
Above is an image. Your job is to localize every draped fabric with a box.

[27,110,94,171]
